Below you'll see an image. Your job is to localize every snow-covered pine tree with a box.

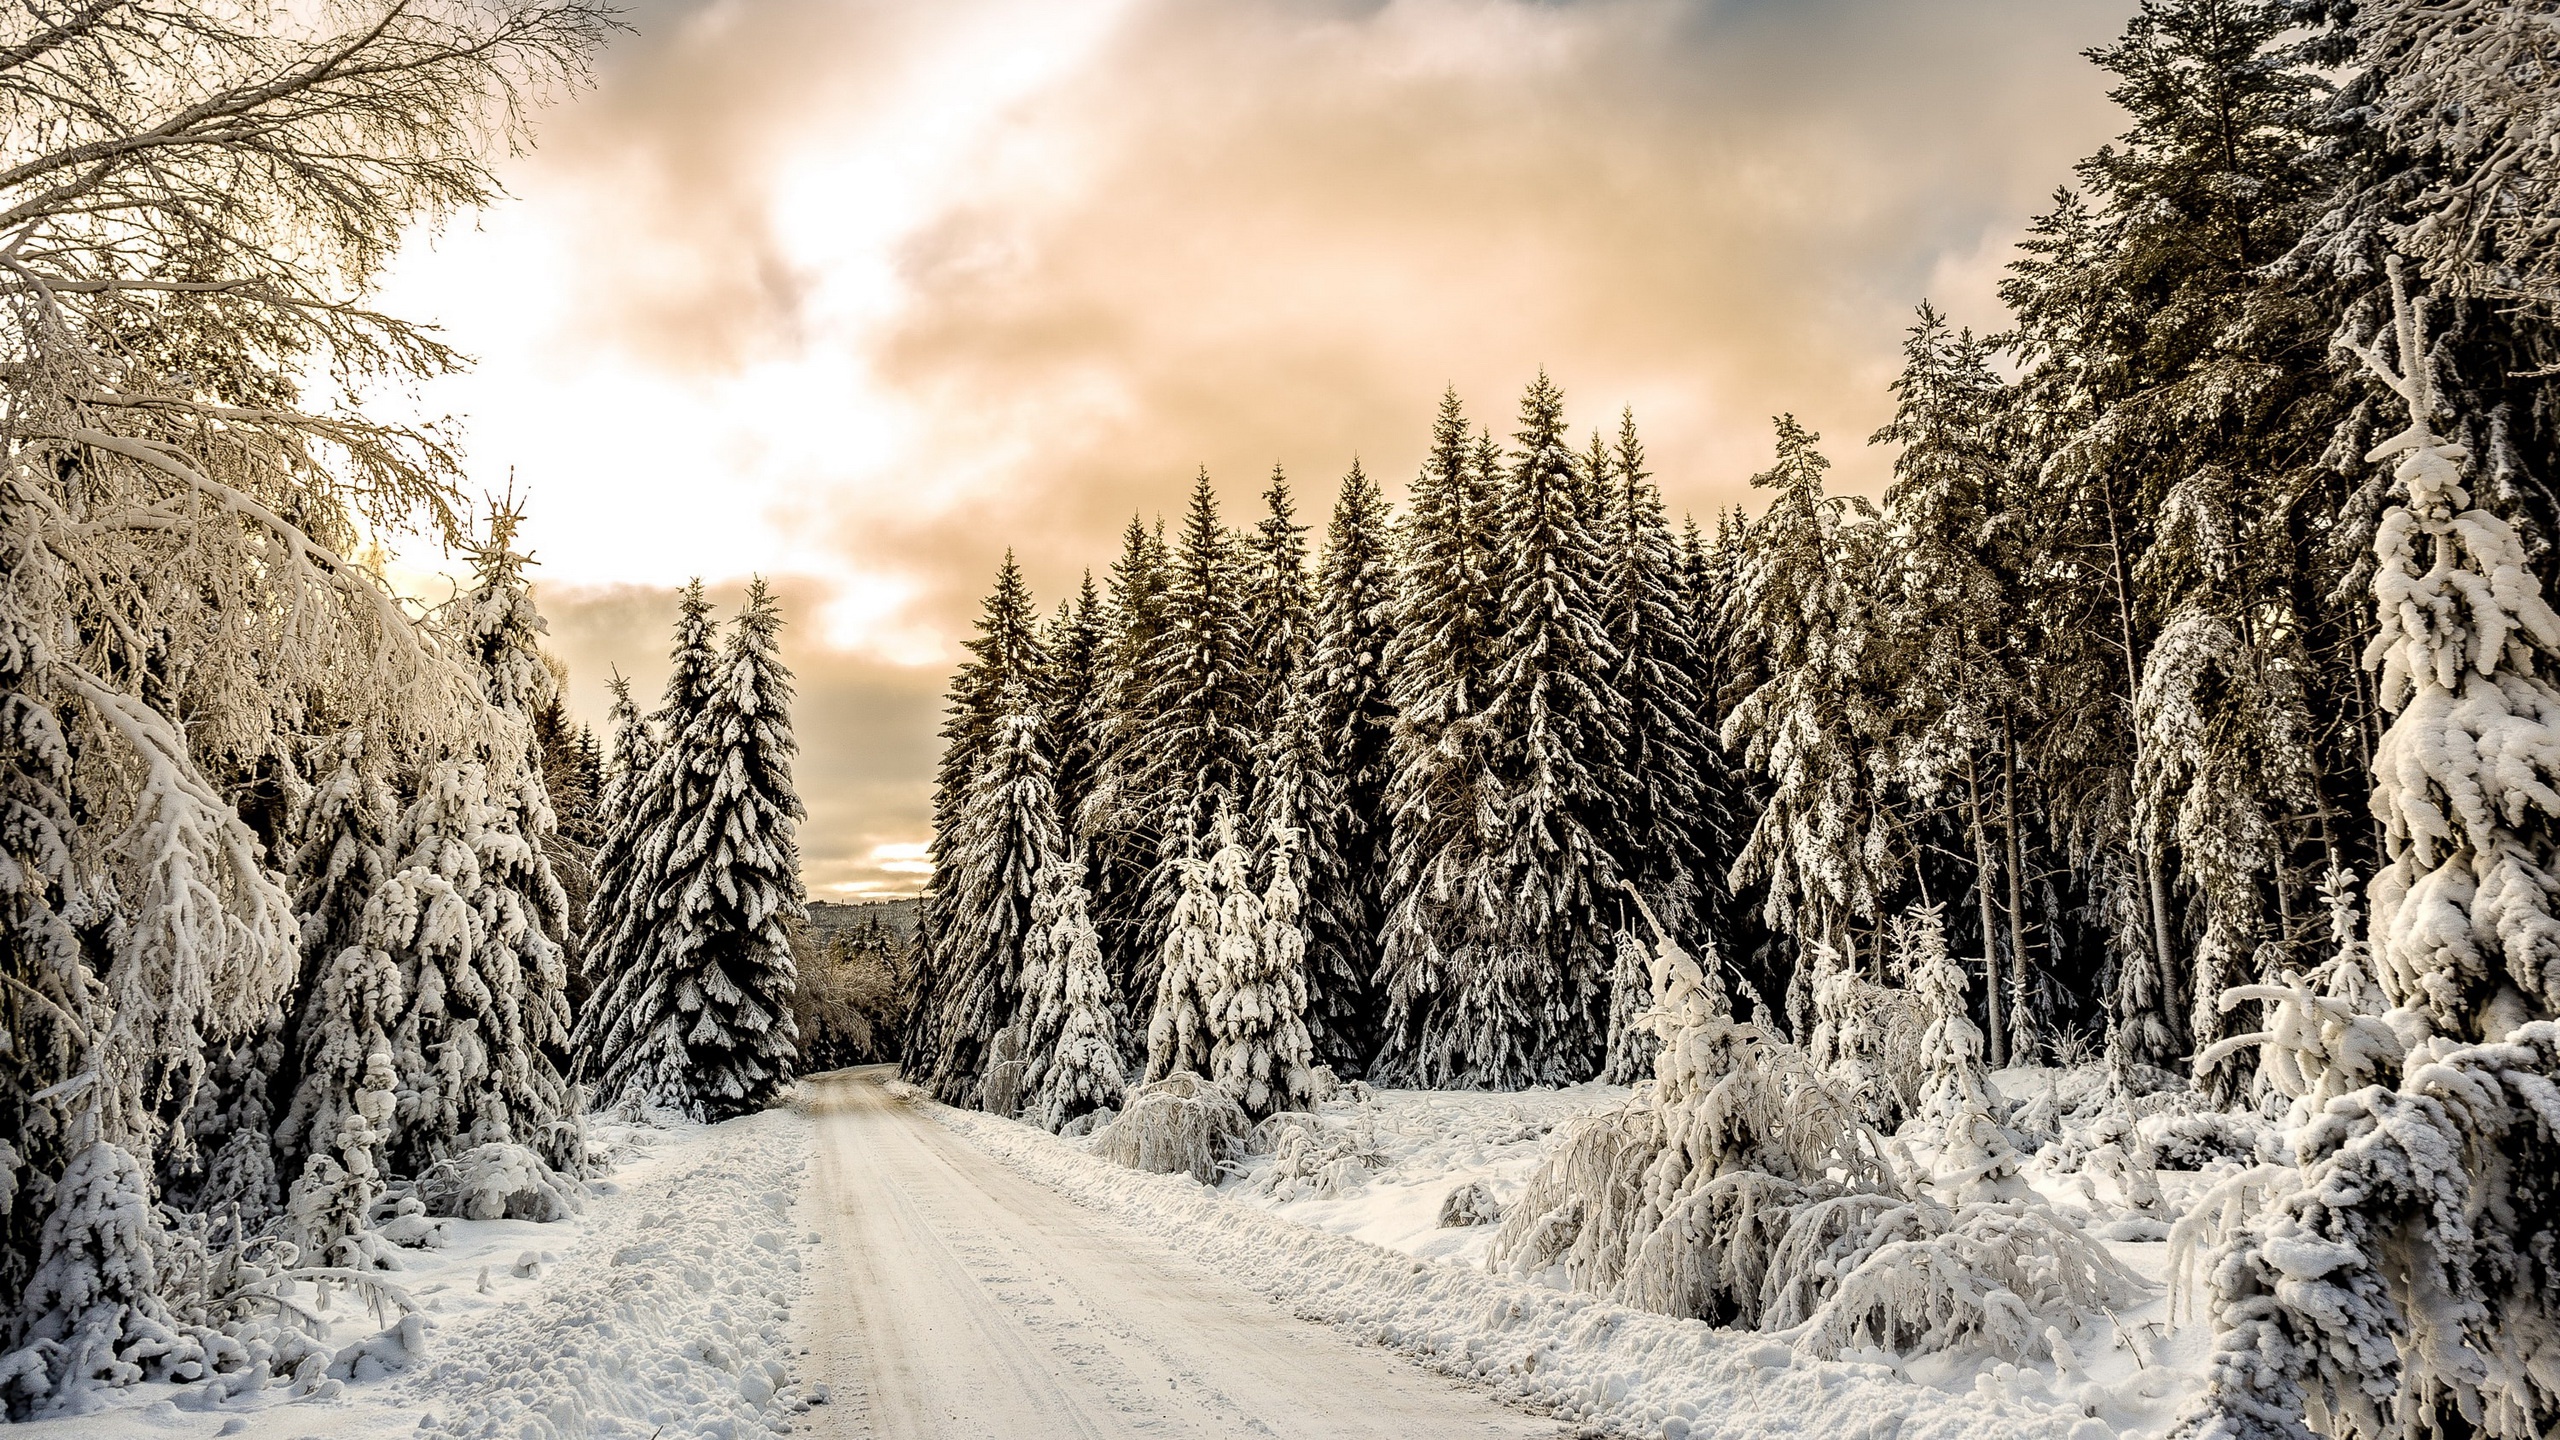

[1045,573,1109,871]
[1903,904,2028,1204]
[1248,673,1357,1080]
[572,672,655,1079]
[1871,307,2041,1067]
[1722,417,1893,1022]
[2133,467,2320,1097]
[1021,859,1126,1133]
[272,731,398,1184]
[1674,510,1753,973]
[1244,466,1315,723]
[637,579,805,1120]
[2179,264,2560,1440]
[371,749,570,1176]
[2352,261,2560,1042]
[1306,461,1399,1072]
[929,682,1067,1107]
[589,581,725,1113]
[1464,374,1628,1083]
[1209,816,1317,1120]
[908,557,1051,1080]
[1376,391,1509,1086]
[1146,849,1219,1083]
[1601,409,1714,954]
[1127,474,1258,998]
[1598,928,1659,1085]
[1077,520,1174,1028]
[439,509,578,1120]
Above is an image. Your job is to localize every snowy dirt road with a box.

[798,1069,1560,1439]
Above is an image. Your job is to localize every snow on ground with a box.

[17,1109,815,1440]
[929,1072,2218,1440]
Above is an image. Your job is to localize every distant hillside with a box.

[805,896,921,946]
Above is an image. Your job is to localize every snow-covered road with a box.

[797,1068,1558,1438]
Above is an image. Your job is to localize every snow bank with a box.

[922,1087,2179,1440]
[11,1110,815,1440]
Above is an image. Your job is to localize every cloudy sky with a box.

[377,0,2132,898]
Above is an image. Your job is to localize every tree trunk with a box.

[2100,477,2179,1048]
[1967,752,2006,1069]
[2000,707,2033,1063]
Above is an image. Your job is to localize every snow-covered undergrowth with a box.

[924,1080,2217,1439]
[9,1110,815,1440]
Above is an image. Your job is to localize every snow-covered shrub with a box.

[1490,913,1889,1321]
[0,1142,215,1413]
[1768,1196,2148,1361]
[1094,1072,1250,1184]
[1495,903,2152,1361]
[1250,1114,1382,1201]
[2141,1111,2267,1173]
[977,1027,1030,1121]
[415,1144,582,1223]
[1438,1180,1502,1228]
[2182,1024,2560,1440]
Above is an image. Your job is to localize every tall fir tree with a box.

[1244,466,1316,716]
[1471,374,1627,1081]
[363,513,577,1172]
[573,672,656,1078]
[636,579,805,1119]
[590,581,724,1113]
[1376,391,1509,1085]
[1304,461,1399,1073]
[1078,518,1174,1027]
[1722,418,1894,1019]
[907,556,1049,1080]
[927,682,1066,1106]
[1129,474,1258,993]
[1600,409,1715,952]
[1046,573,1108,875]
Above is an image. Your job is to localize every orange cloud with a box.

[389,0,2134,895]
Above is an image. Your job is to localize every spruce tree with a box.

[1212,817,1318,1120]
[590,581,724,1113]
[1129,474,1257,991]
[1376,390,1507,1086]
[907,557,1049,1080]
[1305,461,1399,1073]
[1244,465,1315,722]
[273,731,399,1181]
[1601,409,1714,950]
[1472,373,1627,1081]
[1722,418,1894,1009]
[1146,850,1218,1083]
[928,682,1066,1106]
[368,513,577,1171]
[641,579,805,1119]
[1250,675,1359,1080]
[1020,859,1126,1133]
[1079,520,1174,1027]
[1046,573,1108,868]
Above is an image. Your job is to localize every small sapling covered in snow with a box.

[1094,1072,1250,1184]
[1020,862,1127,1134]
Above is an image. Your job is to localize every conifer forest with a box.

[10,1,2560,1438]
